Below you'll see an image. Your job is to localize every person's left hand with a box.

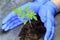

[2,0,47,31]
[38,1,58,40]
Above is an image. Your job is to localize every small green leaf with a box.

[26,13,31,19]
[21,13,25,19]
[24,20,28,25]
[19,7,22,14]
[17,7,22,16]
[13,8,18,13]
[33,16,38,21]
[24,6,29,13]
[17,12,20,16]
[31,11,36,15]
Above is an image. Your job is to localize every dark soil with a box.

[19,15,46,40]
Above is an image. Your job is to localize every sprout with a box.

[13,6,38,25]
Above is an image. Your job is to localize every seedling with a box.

[13,6,38,27]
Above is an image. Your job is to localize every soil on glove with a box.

[19,15,46,40]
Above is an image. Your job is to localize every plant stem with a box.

[29,19,32,27]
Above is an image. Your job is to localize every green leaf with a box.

[17,12,20,16]
[30,10,35,15]
[26,13,31,19]
[17,7,22,16]
[21,13,25,19]
[13,8,18,13]
[19,7,22,14]
[33,16,38,21]
[24,6,29,13]
[24,20,28,25]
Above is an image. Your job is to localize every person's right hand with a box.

[2,0,47,31]
[38,1,58,40]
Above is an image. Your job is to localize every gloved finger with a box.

[44,28,51,40]
[45,20,55,40]
[2,11,16,24]
[49,16,55,40]
[2,15,19,30]
[2,23,7,30]
[3,17,25,31]
[9,17,26,29]
[45,23,54,40]
[44,21,52,40]
[49,26,55,40]
[9,20,23,30]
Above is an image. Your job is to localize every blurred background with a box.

[0,0,60,40]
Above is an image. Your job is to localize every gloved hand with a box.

[38,1,57,40]
[2,0,46,31]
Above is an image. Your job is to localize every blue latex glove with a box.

[38,1,58,40]
[2,0,46,31]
